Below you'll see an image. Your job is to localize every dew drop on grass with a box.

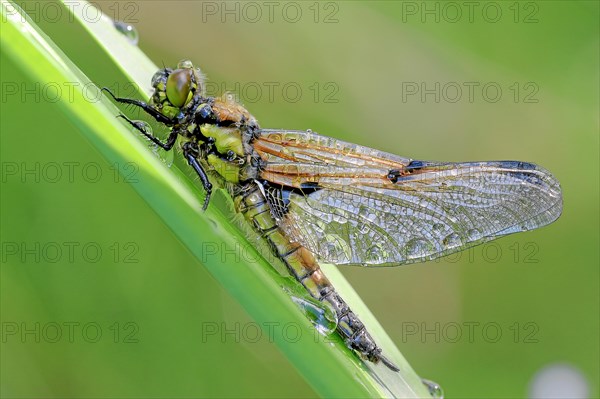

[290,295,337,336]
[113,20,139,45]
[422,379,444,399]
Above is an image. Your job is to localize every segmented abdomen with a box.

[235,184,391,367]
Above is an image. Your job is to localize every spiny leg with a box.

[102,87,173,125]
[182,142,212,211]
[116,114,178,150]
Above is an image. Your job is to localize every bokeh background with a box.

[1,1,598,398]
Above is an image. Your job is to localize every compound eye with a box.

[166,68,193,107]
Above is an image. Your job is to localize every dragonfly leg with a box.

[102,87,174,125]
[182,142,213,211]
[378,353,400,372]
[116,114,178,150]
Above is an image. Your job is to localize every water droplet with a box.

[357,205,369,218]
[443,233,462,249]
[422,379,444,399]
[131,120,152,134]
[323,234,351,263]
[432,223,445,233]
[357,206,374,232]
[358,222,370,234]
[113,20,139,45]
[467,228,482,241]
[290,295,337,336]
[404,238,433,259]
[131,120,174,167]
[366,244,388,263]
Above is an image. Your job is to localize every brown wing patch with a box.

[254,130,412,188]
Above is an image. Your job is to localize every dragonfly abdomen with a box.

[235,184,399,371]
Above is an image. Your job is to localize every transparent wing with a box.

[254,130,563,266]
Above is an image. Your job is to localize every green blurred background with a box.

[1,1,598,398]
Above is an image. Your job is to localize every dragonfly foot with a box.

[378,354,400,372]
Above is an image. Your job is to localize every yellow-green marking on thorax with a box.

[207,154,241,184]
[199,124,245,183]
[200,124,244,157]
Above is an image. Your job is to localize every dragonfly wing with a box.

[254,130,563,266]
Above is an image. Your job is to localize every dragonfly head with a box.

[150,60,205,119]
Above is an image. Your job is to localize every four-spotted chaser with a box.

[104,60,563,371]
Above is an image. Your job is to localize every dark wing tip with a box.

[495,160,563,231]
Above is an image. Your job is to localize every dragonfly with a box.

[103,60,563,371]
